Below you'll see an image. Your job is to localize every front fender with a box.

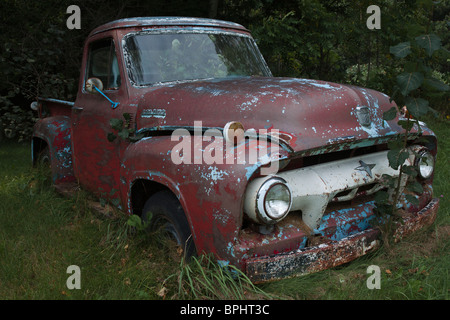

[33,116,75,184]
[120,134,284,260]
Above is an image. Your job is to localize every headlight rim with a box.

[415,148,435,180]
[256,177,292,224]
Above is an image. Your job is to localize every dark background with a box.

[0,0,448,141]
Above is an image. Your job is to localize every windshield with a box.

[123,31,271,86]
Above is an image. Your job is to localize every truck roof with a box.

[89,17,249,36]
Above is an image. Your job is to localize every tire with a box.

[35,146,53,188]
[37,146,51,167]
[142,190,196,259]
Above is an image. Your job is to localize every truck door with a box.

[71,36,127,202]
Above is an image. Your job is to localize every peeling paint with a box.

[32,17,440,284]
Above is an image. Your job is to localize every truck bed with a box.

[37,97,74,118]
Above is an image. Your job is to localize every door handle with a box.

[72,106,84,113]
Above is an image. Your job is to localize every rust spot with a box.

[244,198,439,283]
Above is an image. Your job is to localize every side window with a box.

[86,38,121,90]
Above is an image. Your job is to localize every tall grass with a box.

[164,254,274,300]
[0,143,268,299]
[0,115,448,300]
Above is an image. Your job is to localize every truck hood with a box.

[135,77,403,153]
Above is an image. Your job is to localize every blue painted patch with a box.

[244,163,259,180]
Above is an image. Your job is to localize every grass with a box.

[0,145,176,299]
[0,116,448,300]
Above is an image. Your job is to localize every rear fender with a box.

[32,116,75,184]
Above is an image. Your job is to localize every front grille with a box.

[279,144,388,173]
[332,182,384,202]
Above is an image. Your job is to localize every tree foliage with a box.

[0,0,448,141]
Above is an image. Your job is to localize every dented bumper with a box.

[245,198,439,283]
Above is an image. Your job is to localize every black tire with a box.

[142,190,196,259]
[37,146,51,167]
[36,146,52,186]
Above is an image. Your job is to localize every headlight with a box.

[256,178,292,224]
[416,149,435,179]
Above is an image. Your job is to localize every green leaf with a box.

[402,165,418,177]
[403,61,419,73]
[397,119,415,131]
[110,118,123,131]
[405,194,419,206]
[387,138,404,151]
[405,97,430,118]
[107,132,117,142]
[390,42,412,58]
[127,214,143,228]
[122,113,131,121]
[373,201,394,217]
[396,72,424,96]
[415,34,441,56]
[423,77,450,92]
[374,190,389,203]
[383,107,397,121]
[407,181,424,194]
[387,149,409,170]
[118,128,130,139]
[381,174,398,188]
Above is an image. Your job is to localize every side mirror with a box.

[30,101,39,111]
[85,77,119,109]
[85,77,103,94]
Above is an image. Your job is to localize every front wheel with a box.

[142,190,196,259]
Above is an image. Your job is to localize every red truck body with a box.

[32,17,439,282]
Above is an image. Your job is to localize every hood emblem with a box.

[355,160,376,178]
[356,106,371,127]
[141,108,166,119]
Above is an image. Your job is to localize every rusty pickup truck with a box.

[31,17,439,282]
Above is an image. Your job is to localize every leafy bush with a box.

[1,11,79,141]
[1,0,448,142]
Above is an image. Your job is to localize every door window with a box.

[86,38,121,90]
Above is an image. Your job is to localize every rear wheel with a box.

[36,146,52,187]
[142,190,196,259]
[37,146,51,167]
